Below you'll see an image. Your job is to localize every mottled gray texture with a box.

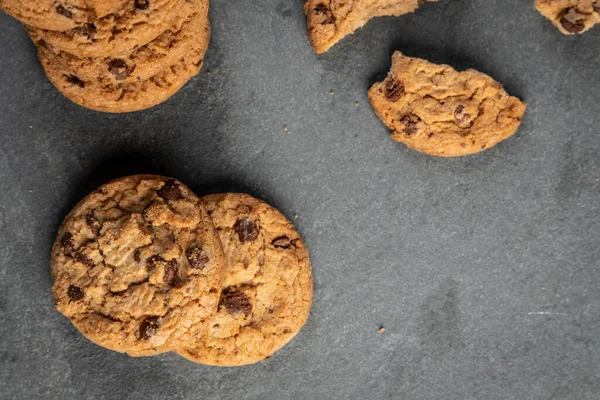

[0,0,599,399]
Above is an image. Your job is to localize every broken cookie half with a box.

[368,52,527,157]
[304,0,438,54]
[535,0,600,35]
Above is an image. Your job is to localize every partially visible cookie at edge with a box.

[26,0,188,57]
[535,0,600,34]
[0,0,128,31]
[368,52,526,157]
[304,0,438,54]
[177,193,313,366]
[51,175,226,356]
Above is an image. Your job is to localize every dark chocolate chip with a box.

[385,79,404,102]
[157,179,182,200]
[61,232,75,256]
[400,114,421,136]
[67,285,84,302]
[220,289,252,317]
[139,316,159,339]
[186,247,210,269]
[72,23,96,39]
[85,214,101,235]
[146,255,166,271]
[454,105,472,124]
[75,253,94,268]
[314,4,328,14]
[56,5,72,18]
[163,260,177,284]
[272,236,292,249]
[322,16,336,24]
[560,13,585,33]
[135,0,150,10]
[233,218,259,243]
[108,59,130,81]
[594,2,600,13]
[64,74,84,88]
[133,249,142,263]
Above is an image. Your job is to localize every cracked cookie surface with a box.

[304,0,438,54]
[535,0,600,34]
[0,0,127,31]
[29,0,205,86]
[51,175,226,356]
[26,0,187,57]
[177,193,313,366]
[368,52,527,157]
[36,1,210,113]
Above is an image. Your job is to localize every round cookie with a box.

[0,0,127,32]
[29,0,206,86]
[26,0,188,57]
[177,193,313,366]
[36,3,210,113]
[51,175,226,356]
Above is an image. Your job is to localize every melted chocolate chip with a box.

[56,5,72,18]
[233,218,259,243]
[135,0,150,10]
[108,59,130,81]
[186,247,210,269]
[454,105,472,124]
[75,253,94,268]
[272,236,292,249]
[385,79,404,102]
[133,249,142,263]
[314,4,328,14]
[85,214,101,235]
[560,12,585,33]
[221,289,252,317]
[139,316,159,339]
[163,259,177,284]
[61,232,75,256]
[400,114,421,136]
[157,179,182,200]
[67,285,84,302]
[64,75,84,88]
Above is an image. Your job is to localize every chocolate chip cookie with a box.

[368,52,527,157]
[0,0,127,31]
[177,193,313,366]
[30,0,205,86]
[51,175,226,356]
[304,0,438,54]
[26,0,187,57]
[36,1,210,113]
[535,0,600,34]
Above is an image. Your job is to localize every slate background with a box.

[0,0,599,399]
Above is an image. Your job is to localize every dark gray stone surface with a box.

[0,0,599,399]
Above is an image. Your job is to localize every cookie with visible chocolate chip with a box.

[177,193,313,366]
[35,0,210,113]
[26,0,188,57]
[304,0,438,54]
[368,52,527,157]
[51,175,226,356]
[0,0,127,31]
[535,0,600,34]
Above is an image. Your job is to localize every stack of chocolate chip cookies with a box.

[0,0,210,112]
[51,175,313,365]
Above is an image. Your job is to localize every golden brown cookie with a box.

[177,193,313,366]
[535,0,600,34]
[304,0,438,54]
[368,52,527,157]
[0,0,127,31]
[51,175,226,356]
[26,0,188,57]
[36,1,210,113]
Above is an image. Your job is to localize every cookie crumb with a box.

[330,91,334,96]
[294,214,299,219]
[207,71,211,76]
[355,102,359,107]
[29,125,33,129]
[379,326,385,333]
[283,124,288,132]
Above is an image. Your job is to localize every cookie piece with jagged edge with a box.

[535,0,600,34]
[369,52,526,157]
[0,0,127,31]
[177,193,313,366]
[304,0,438,53]
[51,175,226,356]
